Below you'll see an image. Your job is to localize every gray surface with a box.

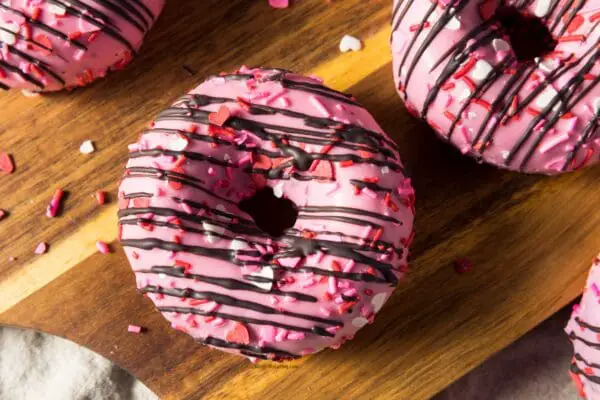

[0,306,579,399]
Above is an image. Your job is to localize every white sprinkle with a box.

[471,60,493,81]
[534,0,551,17]
[169,135,189,152]
[371,293,388,313]
[49,4,66,15]
[339,34,362,52]
[229,237,248,251]
[79,140,95,154]
[248,266,274,291]
[445,16,461,31]
[273,182,284,198]
[536,86,560,109]
[492,38,510,52]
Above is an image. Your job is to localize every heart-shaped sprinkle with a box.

[170,134,189,152]
[208,106,231,127]
[339,35,362,53]
[312,160,335,180]
[268,0,289,8]
[79,140,95,154]
[225,322,250,345]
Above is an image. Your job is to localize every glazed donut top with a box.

[566,254,600,397]
[0,0,164,91]
[117,67,415,361]
[392,0,600,174]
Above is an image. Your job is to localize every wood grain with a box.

[0,1,599,399]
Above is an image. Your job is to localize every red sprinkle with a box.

[226,323,250,345]
[96,241,111,254]
[0,152,15,174]
[208,105,231,127]
[558,34,585,43]
[46,188,64,218]
[453,57,477,79]
[95,191,106,205]
[454,258,473,274]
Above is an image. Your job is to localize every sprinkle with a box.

[339,34,362,52]
[46,188,64,218]
[226,323,250,345]
[454,258,473,274]
[127,324,143,334]
[95,191,106,205]
[34,242,48,254]
[96,241,111,254]
[79,140,95,154]
[269,0,289,9]
[0,152,15,174]
[208,105,231,127]
[287,332,305,341]
[328,276,338,295]
[0,209,5,220]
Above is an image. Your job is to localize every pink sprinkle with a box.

[204,301,220,312]
[283,296,296,303]
[326,326,340,334]
[127,324,142,334]
[334,295,344,304]
[328,276,338,295]
[343,288,357,297]
[540,132,570,153]
[275,328,288,342]
[309,95,331,117]
[0,209,5,220]
[287,332,305,341]
[180,202,194,214]
[212,317,226,327]
[573,304,581,313]
[34,242,48,254]
[343,259,355,273]
[96,241,111,254]
[260,326,277,342]
[592,283,600,297]
[319,307,331,317]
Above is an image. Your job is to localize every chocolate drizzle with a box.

[120,69,411,359]
[392,0,600,171]
[0,0,161,90]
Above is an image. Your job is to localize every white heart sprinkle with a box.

[539,58,559,73]
[534,0,551,17]
[248,266,275,291]
[79,140,95,154]
[352,317,369,328]
[492,39,510,52]
[536,86,560,109]
[170,135,189,151]
[371,293,388,313]
[471,60,493,81]
[339,35,362,53]
[445,16,461,31]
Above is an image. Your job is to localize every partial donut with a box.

[118,67,416,361]
[391,0,600,174]
[0,0,165,92]
[566,254,600,399]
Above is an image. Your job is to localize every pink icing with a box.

[118,67,415,361]
[392,0,600,174]
[566,254,600,399]
[0,0,164,92]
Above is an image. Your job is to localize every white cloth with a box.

[0,327,157,400]
[0,305,581,399]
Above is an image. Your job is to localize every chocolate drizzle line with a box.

[121,70,410,358]
[0,0,160,90]
[392,0,600,171]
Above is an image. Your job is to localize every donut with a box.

[0,0,165,92]
[391,0,600,174]
[566,254,600,399]
[117,67,416,361]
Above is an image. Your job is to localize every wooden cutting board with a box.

[0,1,599,399]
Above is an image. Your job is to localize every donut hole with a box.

[239,187,298,238]
[495,6,557,62]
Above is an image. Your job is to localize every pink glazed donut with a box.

[117,67,416,361]
[566,254,600,399]
[0,0,164,92]
[392,0,600,174]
